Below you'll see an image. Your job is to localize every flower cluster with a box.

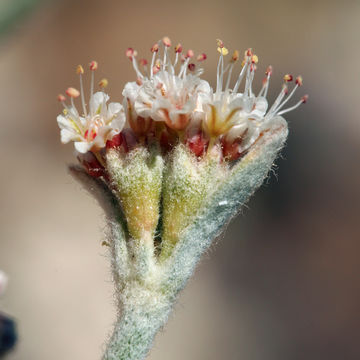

[57,37,307,176]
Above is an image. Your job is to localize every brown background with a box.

[0,0,359,359]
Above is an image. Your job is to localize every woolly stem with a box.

[103,284,172,360]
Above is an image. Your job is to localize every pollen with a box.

[283,74,293,82]
[162,37,171,47]
[175,43,183,53]
[76,65,84,75]
[231,50,240,62]
[217,47,229,56]
[57,94,66,102]
[151,43,159,53]
[66,87,80,98]
[197,53,207,62]
[89,61,98,71]
[99,78,108,89]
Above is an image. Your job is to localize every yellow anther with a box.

[98,78,108,88]
[63,109,68,115]
[231,50,240,62]
[76,65,84,75]
[251,54,259,64]
[283,74,293,82]
[217,47,229,56]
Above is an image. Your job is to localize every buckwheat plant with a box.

[57,38,307,360]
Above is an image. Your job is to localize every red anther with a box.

[78,152,105,178]
[186,131,208,157]
[66,87,80,98]
[139,58,148,66]
[89,61,98,71]
[265,65,273,76]
[175,43,183,53]
[186,49,194,58]
[301,94,309,103]
[188,63,196,71]
[106,133,123,149]
[197,53,207,62]
[151,43,159,53]
[246,48,253,57]
[125,48,135,59]
[162,36,171,47]
[283,74,293,82]
[216,39,224,48]
[295,76,303,86]
[57,94,66,102]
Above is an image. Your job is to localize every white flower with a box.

[201,45,307,156]
[0,270,8,297]
[57,64,125,154]
[124,40,211,131]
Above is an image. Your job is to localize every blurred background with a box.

[0,0,359,359]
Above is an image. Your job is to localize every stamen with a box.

[277,95,308,116]
[162,37,171,70]
[273,76,303,114]
[263,65,273,97]
[77,65,87,117]
[266,84,288,118]
[216,40,228,94]
[126,48,143,79]
[150,43,159,77]
[173,43,183,68]
[66,87,80,117]
[89,60,98,101]
[224,50,239,91]
[232,55,250,93]
[179,50,193,78]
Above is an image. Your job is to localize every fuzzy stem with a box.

[103,284,172,360]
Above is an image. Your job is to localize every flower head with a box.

[123,37,210,131]
[57,62,125,154]
[57,38,307,176]
[201,43,307,160]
